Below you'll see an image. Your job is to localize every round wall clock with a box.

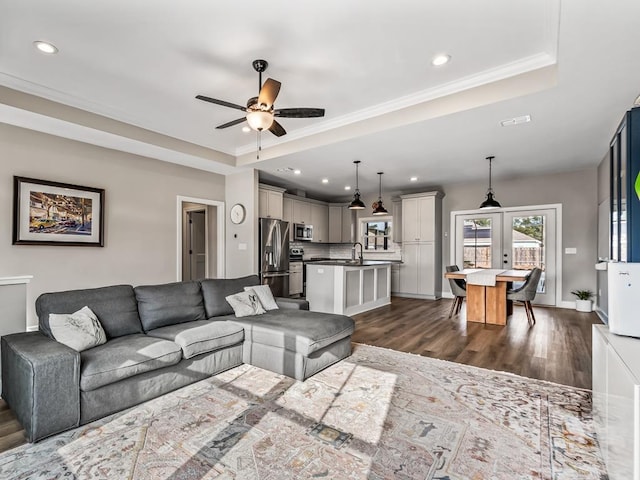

[230,203,246,224]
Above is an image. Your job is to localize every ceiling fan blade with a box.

[258,78,281,108]
[196,95,247,112]
[274,108,325,118]
[216,117,247,129]
[268,120,287,137]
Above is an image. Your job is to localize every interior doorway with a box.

[451,204,561,306]
[177,196,225,281]
[184,208,206,281]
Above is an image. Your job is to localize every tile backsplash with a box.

[291,241,402,261]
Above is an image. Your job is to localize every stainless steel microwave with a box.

[294,223,313,241]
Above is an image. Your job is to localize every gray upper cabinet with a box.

[311,203,329,243]
[258,185,285,220]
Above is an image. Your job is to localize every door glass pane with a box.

[620,127,627,261]
[463,218,492,268]
[511,215,545,293]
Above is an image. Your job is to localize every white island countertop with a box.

[306,262,391,316]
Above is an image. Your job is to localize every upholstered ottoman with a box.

[230,309,355,381]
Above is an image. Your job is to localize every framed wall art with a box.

[13,176,105,246]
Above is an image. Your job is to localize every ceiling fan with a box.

[196,59,325,137]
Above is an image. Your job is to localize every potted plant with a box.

[571,289,594,312]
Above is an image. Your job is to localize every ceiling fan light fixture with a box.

[349,160,366,210]
[246,110,274,131]
[372,172,388,216]
[479,156,502,209]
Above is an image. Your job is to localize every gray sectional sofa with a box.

[1,275,355,442]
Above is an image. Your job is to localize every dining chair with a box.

[506,267,542,326]
[446,265,467,318]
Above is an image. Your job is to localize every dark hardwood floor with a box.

[352,296,602,390]
[0,296,602,454]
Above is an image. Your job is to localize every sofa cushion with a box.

[36,285,142,340]
[230,310,355,356]
[49,306,107,352]
[80,334,182,391]
[146,320,245,359]
[201,275,260,318]
[135,281,206,331]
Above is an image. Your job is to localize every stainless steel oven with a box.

[293,223,313,241]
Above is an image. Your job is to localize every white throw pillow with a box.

[226,291,267,317]
[244,285,279,311]
[49,306,107,352]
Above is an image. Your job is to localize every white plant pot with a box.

[575,299,592,312]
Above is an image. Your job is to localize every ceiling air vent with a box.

[500,115,531,127]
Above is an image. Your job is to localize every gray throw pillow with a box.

[49,306,107,352]
[244,285,279,311]
[225,291,266,318]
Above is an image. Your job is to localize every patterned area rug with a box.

[0,344,606,479]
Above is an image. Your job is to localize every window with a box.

[363,220,392,250]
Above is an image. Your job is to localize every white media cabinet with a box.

[592,324,640,479]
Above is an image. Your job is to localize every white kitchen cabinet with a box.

[396,191,443,299]
[342,208,353,243]
[311,203,329,243]
[398,243,435,296]
[592,324,640,480]
[392,199,402,243]
[391,263,400,293]
[258,185,284,220]
[329,204,352,243]
[289,261,303,296]
[293,200,312,225]
[283,197,294,241]
[401,193,437,242]
[329,205,343,243]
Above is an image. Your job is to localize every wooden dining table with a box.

[444,269,531,325]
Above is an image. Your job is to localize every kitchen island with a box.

[306,260,392,315]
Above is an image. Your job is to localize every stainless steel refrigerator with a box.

[259,218,290,297]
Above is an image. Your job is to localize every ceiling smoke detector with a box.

[500,115,531,127]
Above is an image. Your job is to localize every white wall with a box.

[440,167,598,302]
[0,123,225,328]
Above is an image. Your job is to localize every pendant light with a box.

[348,160,365,210]
[479,156,502,209]
[372,172,388,215]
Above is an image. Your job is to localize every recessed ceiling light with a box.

[344,186,351,190]
[293,169,301,175]
[410,176,418,182]
[242,126,251,133]
[322,178,329,184]
[33,41,58,54]
[431,54,450,66]
[500,115,531,127]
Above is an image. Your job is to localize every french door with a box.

[453,207,557,306]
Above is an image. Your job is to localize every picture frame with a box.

[13,176,105,246]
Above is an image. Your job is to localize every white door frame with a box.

[450,203,563,308]
[176,196,225,281]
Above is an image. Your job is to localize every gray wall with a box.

[0,123,225,328]
[440,167,598,303]
[225,169,259,278]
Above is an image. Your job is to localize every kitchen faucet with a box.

[351,242,364,263]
